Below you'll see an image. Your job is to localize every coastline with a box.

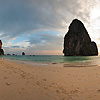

[0,59,100,100]
[2,57,100,68]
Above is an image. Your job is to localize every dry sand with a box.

[0,59,100,100]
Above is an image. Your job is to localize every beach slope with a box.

[0,59,100,100]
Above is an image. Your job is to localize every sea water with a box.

[0,55,100,66]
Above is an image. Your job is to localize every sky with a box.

[0,0,100,55]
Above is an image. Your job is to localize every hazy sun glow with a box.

[90,6,100,19]
[89,6,100,54]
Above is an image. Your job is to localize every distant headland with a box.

[0,40,4,55]
[63,19,98,56]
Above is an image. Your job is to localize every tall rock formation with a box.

[63,19,98,56]
[0,40,4,55]
[22,52,25,55]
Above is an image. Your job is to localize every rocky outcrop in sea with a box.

[63,19,98,56]
[22,52,25,55]
[0,40,4,55]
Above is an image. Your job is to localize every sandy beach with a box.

[0,59,100,100]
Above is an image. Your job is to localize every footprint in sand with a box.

[6,82,10,85]
[98,89,100,92]
[4,76,8,79]
[43,79,46,81]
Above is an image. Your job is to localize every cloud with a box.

[27,33,63,51]
[0,0,95,39]
[11,46,20,48]
[28,33,62,45]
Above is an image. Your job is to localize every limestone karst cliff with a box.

[22,52,25,55]
[63,19,98,56]
[0,40,4,55]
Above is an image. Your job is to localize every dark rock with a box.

[63,19,98,56]
[22,52,25,55]
[0,49,4,55]
[0,40,4,55]
[7,54,10,56]
[0,40,2,49]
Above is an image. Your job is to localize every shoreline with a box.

[2,58,66,68]
[2,57,100,68]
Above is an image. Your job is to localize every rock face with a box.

[22,52,25,55]
[0,40,4,55]
[0,40,2,49]
[63,19,98,56]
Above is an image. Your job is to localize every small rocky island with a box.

[22,52,25,55]
[63,19,98,56]
[0,40,4,55]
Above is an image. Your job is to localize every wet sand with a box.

[0,59,100,100]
